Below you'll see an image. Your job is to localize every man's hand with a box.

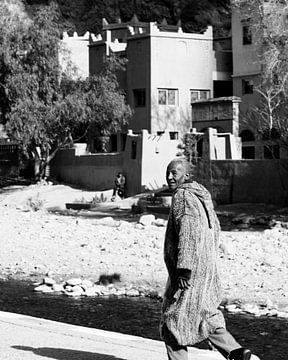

[177,277,191,290]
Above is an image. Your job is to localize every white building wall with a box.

[61,32,91,79]
[150,26,215,136]
[231,8,261,115]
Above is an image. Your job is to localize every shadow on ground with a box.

[12,346,124,360]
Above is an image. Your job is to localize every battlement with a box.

[89,15,213,47]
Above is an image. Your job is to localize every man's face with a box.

[166,162,188,190]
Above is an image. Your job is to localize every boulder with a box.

[139,214,155,226]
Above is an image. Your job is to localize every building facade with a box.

[89,16,232,139]
[231,3,288,159]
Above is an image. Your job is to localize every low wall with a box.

[196,159,288,205]
[51,149,124,191]
[50,130,181,196]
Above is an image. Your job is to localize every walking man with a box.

[160,158,253,360]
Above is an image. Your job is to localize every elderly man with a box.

[160,158,252,360]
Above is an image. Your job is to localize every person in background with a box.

[160,158,253,360]
[111,172,126,201]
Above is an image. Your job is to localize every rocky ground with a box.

[0,182,288,309]
[1,182,288,360]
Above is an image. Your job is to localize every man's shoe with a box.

[228,348,252,360]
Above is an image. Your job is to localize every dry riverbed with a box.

[0,182,288,312]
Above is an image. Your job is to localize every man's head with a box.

[166,158,191,190]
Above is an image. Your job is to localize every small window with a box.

[169,132,178,140]
[200,90,210,100]
[158,90,167,105]
[133,89,146,107]
[168,90,176,105]
[131,140,137,159]
[242,146,255,159]
[190,91,199,102]
[240,129,255,142]
[242,23,252,45]
[121,133,127,151]
[158,89,178,105]
[110,134,117,152]
[190,89,210,102]
[242,80,254,95]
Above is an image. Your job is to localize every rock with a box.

[43,277,56,286]
[277,311,288,318]
[84,287,98,297]
[34,284,53,293]
[81,279,94,290]
[126,288,140,297]
[115,287,126,296]
[241,303,261,316]
[152,218,167,227]
[108,287,117,295]
[71,285,83,293]
[117,221,132,229]
[66,278,82,286]
[225,304,242,313]
[259,298,274,309]
[52,284,65,292]
[147,290,162,299]
[98,217,115,226]
[94,285,106,295]
[139,214,155,226]
[267,309,279,317]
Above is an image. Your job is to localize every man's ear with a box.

[184,173,190,181]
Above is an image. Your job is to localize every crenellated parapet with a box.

[89,14,213,48]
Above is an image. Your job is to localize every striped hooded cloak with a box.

[160,181,225,346]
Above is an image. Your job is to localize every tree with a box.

[233,0,288,155]
[0,0,31,123]
[1,1,131,179]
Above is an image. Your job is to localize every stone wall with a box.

[51,148,124,191]
[195,159,288,205]
[50,130,180,196]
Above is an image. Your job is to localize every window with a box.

[242,23,252,45]
[158,89,178,105]
[110,134,117,152]
[121,133,127,151]
[190,89,210,102]
[240,129,255,142]
[131,140,137,159]
[133,89,146,107]
[240,129,255,159]
[242,146,255,159]
[242,80,254,94]
[169,132,179,140]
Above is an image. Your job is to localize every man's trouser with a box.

[163,325,241,360]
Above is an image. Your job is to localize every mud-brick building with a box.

[88,16,232,139]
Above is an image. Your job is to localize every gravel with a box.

[0,183,287,307]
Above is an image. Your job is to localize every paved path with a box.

[0,311,226,360]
